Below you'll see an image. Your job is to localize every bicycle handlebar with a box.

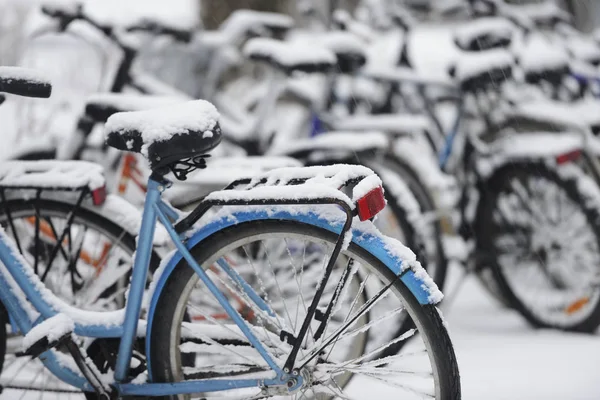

[40,2,193,49]
[126,19,193,44]
[41,2,114,38]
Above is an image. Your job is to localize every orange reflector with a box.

[356,186,386,221]
[565,297,589,315]
[91,185,107,206]
[556,149,581,165]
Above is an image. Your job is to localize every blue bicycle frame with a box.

[0,176,297,396]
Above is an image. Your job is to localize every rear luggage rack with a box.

[174,164,385,235]
[0,160,107,206]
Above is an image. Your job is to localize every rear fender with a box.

[476,132,584,178]
[145,209,442,381]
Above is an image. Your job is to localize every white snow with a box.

[320,31,365,57]
[243,37,336,69]
[0,160,105,190]
[219,9,294,44]
[42,0,200,30]
[99,194,170,246]
[289,30,366,58]
[514,99,600,128]
[567,35,600,64]
[518,33,569,73]
[22,313,74,351]
[205,164,384,210]
[86,93,183,112]
[454,48,514,82]
[104,99,220,156]
[334,113,432,135]
[268,131,388,156]
[424,266,600,400]
[205,183,353,206]
[363,65,455,88]
[392,137,459,208]
[351,173,384,202]
[0,65,51,85]
[453,17,514,49]
[164,156,303,206]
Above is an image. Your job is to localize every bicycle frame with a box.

[0,175,296,396]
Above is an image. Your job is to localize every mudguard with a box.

[475,131,588,178]
[467,132,600,226]
[145,209,442,381]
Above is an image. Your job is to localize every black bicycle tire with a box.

[379,155,449,290]
[477,162,600,332]
[149,219,461,400]
[0,198,162,306]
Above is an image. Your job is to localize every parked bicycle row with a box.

[0,0,599,398]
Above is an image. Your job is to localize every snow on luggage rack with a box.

[174,164,386,235]
[0,161,107,205]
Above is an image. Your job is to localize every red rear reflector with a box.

[556,149,581,165]
[91,186,107,206]
[356,186,386,221]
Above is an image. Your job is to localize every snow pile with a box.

[352,173,384,201]
[219,9,293,44]
[22,313,74,351]
[44,0,200,30]
[518,34,569,73]
[454,49,513,82]
[319,31,365,56]
[243,37,336,69]
[0,160,105,190]
[567,35,600,64]
[105,99,220,155]
[205,164,382,208]
[0,66,51,85]
[289,30,366,58]
[453,17,514,49]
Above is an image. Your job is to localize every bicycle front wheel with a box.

[149,219,460,399]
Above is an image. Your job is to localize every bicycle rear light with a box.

[356,186,386,221]
[91,185,107,206]
[556,149,582,165]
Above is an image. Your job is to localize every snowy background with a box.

[443,264,600,400]
[1,0,600,399]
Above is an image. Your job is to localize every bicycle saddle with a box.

[449,48,514,92]
[105,100,222,173]
[454,17,514,51]
[319,31,367,74]
[243,37,336,74]
[0,66,52,98]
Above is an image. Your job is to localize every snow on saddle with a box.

[105,100,222,177]
[0,66,52,98]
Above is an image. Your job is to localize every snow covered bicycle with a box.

[355,11,600,332]
[0,68,460,399]
[23,1,434,311]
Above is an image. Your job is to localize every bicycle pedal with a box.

[22,313,75,359]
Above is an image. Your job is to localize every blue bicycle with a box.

[0,67,459,399]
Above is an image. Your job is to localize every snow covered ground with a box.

[5,263,599,399]
[442,265,600,400]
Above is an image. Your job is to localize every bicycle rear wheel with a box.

[478,163,600,331]
[150,219,460,399]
